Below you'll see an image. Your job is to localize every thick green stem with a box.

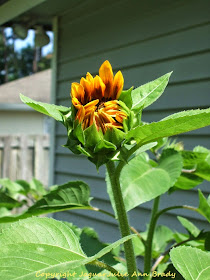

[144,196,160,279]
[106,161,138,280]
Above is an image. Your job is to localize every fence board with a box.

[0,135,49,186]
[2,136,11,178]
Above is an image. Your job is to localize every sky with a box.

[6,28,53,56]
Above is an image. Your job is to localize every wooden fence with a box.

[0,135,49,186]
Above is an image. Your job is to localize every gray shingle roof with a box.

[0,69,51,104]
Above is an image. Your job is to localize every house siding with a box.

[53,0,210,243]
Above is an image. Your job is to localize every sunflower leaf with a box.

[197,190,210,223]
[170,246,210,280]
[20,94,70,122]
[158,148,183,187]
[0,217,87,279]
[107,154,171,214]
[126,108,210,144]
[177,216,200,237]
[0,217,135,280]
[0,181,91,223]
[131,72,172,111]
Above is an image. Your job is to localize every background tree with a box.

[0,27,51,85]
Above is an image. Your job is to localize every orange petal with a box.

[71,82,85,104]
[86,72,94,82]
[94,113,104,132]
[115,111,127,123]
[92,75,105,100]
[105,122,123,129]
[72,97,82,109]
[103,104,119,110]
[82,117,89,130]
[104,100,118,106]
[84,99,99,109]
[112,71,124,99]
[99,60,113,99]
[75,106,85,123]
[99,110,115,124]
[96,112,107,133]
[89,111,95,127]
[101,109,118,117]
[80,77,93,103]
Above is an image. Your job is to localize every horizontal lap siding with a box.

[54,0,210,242]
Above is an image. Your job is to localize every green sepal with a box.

[84,124,102,148]
[77,145,93,157]
[73,121,85,145]
[118,87,133,109]
[104,127,125,147]
[94,139,116,153]
[130,107,143,128]
[89,151,117,170]
[118,100,131,115]
[63,133,81,155]
[123,117,129,133]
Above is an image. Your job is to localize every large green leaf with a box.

[0,181,92,223]
[107,154,171,213]
[131,72,172,111]
[159,148,183,187]
[127,108,210,144]
[0,217,87,279]
[170,246,210,280]
[0,217,135,280]
[197,190,210,223]
[20,93,70,122]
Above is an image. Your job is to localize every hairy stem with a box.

[106,160,138,280]
[144,196,160,279]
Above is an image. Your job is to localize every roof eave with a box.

[0,0,47,25]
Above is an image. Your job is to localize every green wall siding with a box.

[53,0,210,242]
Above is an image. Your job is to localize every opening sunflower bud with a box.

[71,60,127,134]
[64,60,134,168]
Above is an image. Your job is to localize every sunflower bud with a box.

[64,60,134,168]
